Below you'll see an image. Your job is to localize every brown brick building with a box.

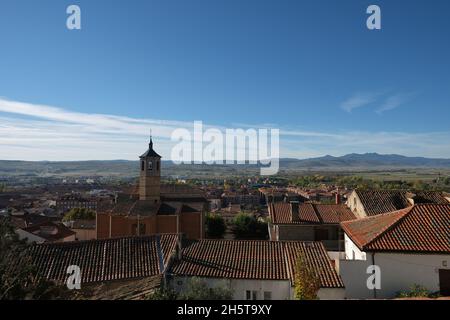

[96,137,207,239]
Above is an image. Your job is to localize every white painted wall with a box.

[317,288,346,300]
[15,229,76,244]
[170,276,346,300]
[73,228,96,241]
[170,276,290,300]
[340,237,450,298]
[16,229,46,244]
[346,191,367,218]
[344,234,366,260]
[171,276,292,300]
[373,252,449,298]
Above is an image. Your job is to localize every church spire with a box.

[140,129,161,159]
[149,129,153,149]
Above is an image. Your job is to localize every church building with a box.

[96,136,207,239]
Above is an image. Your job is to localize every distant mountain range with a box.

[1,153,450,177]
[280,153,450,169]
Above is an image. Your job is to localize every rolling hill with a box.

[1,153,450,178]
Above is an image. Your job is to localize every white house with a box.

[168,239,346,300]
[16,221,76,243]
[338,204,450,298]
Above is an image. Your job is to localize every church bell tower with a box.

[139,133,161,203]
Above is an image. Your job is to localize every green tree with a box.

[443,177,450,186]
[0,217,66,300]
[232,213,268,240]
[294,255,320,300]
[205,213,226,239]
[63,208,96,222]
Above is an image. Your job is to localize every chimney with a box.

[444,192,450,203]
[405,192,416,205]
[335,193,341,205]
[290,201,299,220]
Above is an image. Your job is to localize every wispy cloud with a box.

[340,92,379,112]
[0,97,450,160]
[376,92,416,114]
[341,91,417,115]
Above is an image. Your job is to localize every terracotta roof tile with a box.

[284,242,344,288]
[269,202,356,225]
[297,203,321,223]
[26,234,179,285]
[170,239,343,288]
[355,189,448,216]
[315,204,357,224]
[22,221,76,242]
[341,204,450,253]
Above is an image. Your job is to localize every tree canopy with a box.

[205,213,226,239]
[63,208,96,222]
[293,255,320,300]
[232,212,268,240]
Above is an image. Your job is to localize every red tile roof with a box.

[284,242,344,288]
[170,239,343,288]
[315,204,357,224]
[354,190,449,216]
[341,204,450,253]
[297,203,320,223]
[269,202,356,225]
[21,221,76,242]
[26,234,179,285]
[103,196,205,217]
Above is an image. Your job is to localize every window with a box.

[141,161,145,171]
[132,223,146,235]
[263,291,272,300]
[148,160,153,170]
[157,160,160,171]
[245,290,258,300]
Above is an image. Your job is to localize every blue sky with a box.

[0,0,450,160]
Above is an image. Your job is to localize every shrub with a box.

[396,284,437,298]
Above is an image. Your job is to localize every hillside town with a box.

[1,138,449,300]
